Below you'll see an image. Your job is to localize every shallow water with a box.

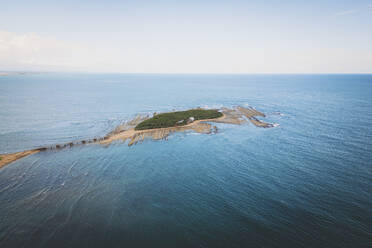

[0,74,372,247]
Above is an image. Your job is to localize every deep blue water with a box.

[0,74,371,248]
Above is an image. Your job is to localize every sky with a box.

[1,0,372,73]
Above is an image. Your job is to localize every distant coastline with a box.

[0,72,40,76]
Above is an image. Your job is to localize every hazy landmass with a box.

[0,71,41,76]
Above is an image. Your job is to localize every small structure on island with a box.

[187,116,195,124]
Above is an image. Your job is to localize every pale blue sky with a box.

[1,0,371,73]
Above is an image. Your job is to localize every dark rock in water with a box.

[56,145,61,149]
[213,126,218,133]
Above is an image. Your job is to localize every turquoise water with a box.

[0,74,371,247]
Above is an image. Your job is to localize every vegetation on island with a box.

[135,109,223,130]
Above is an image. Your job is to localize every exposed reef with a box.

[0,106,276,168]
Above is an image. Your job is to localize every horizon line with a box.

[1,71,372,75]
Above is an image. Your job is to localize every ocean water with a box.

[0,73,371,248]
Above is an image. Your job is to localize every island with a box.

[101,106,274,146]
[0,106,277,168]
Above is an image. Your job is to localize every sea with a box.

[0,73,371,248]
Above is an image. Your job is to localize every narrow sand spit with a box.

[0,149,40,169]
[0,106,276,168]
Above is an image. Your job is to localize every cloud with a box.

[334,10,357,16]
[0,30,105,71]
